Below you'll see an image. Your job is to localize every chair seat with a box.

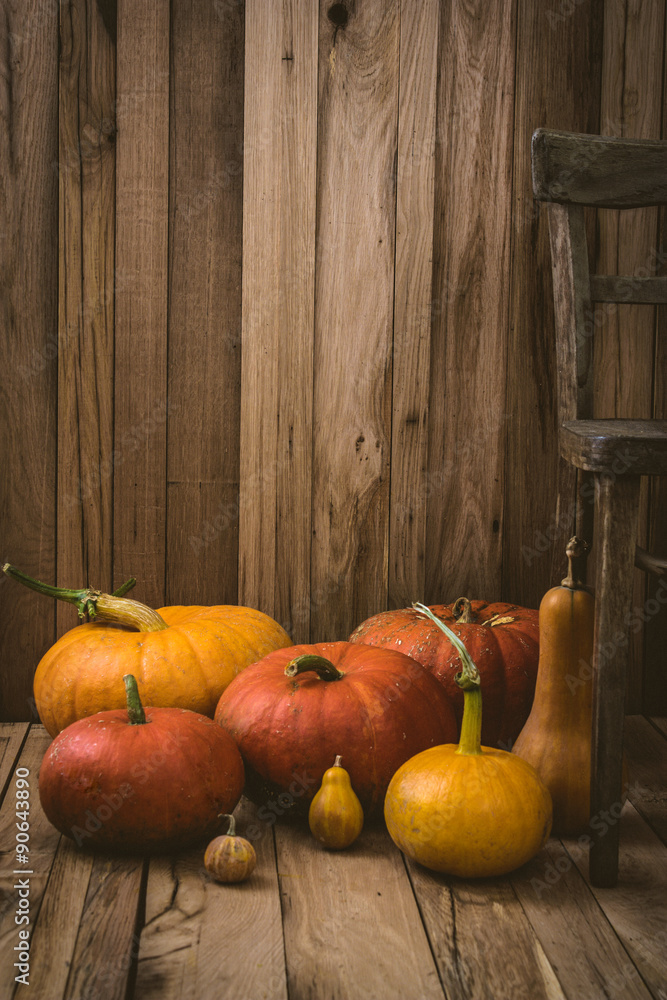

[560,419,667,474]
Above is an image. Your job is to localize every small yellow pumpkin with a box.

[384,606,552,878]
[308,755,364,849]
[204,814,257,883]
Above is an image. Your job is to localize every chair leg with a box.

[589,473,641,888]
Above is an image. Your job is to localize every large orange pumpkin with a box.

[39,675,245,853]
[214,641,458,816]
[3,564,291,736]
[350,598,539,748]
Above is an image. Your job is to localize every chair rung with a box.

[590,275,667,304]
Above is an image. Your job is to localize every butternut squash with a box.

[513,536,598,836]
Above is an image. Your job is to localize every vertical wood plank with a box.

[595,0,665,713]
[166,0,245,607]
[57,0,116,634]
[276,821,445,999]
[0,729,61,1000]
[311,0,399,640]
[503,0,603,608]
[388,0,439,608]
[135,800,287,999]
[239,0,318,640]
[426,0,516,604]
[113,0,170,607]
[0,2,58,721]
[644,12,667,714]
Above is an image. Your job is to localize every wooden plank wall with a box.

[1,0,665,720]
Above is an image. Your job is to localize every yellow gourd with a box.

[308,756,364,849]
[384,607,552,878]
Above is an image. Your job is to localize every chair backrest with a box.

[531,128,667,423]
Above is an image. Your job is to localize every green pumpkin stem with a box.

[413,602,483,756]
[284,655,344,681]
[123,674,146,725]
[2,563,168,632]
[221,813,237,837]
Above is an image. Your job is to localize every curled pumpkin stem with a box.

[2,563,167,632]
[412,602,482,755]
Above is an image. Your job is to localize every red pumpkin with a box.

[349,599,539,748]
[214,642,458,816]
[39,675,245,853]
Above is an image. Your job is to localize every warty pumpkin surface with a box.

[214,641,458,816]
[350,597,539,748]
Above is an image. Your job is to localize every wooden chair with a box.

[531,128,667,887]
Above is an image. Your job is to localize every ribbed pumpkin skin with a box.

[350,602,539,748]
[204,834,257,882]
[384,744,552,877]
[38,707,245,852]
[214,642,458,816]
[512,585,595,836]
[34,605,292,737]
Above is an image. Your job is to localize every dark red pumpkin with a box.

[39,675,245,852]
[349,599,539,749]
[214,641,458,816]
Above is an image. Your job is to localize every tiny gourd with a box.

[308,756,364,849]
[204,814,257,883]
[384,606,552,878]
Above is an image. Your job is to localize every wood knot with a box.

[327,3,349,29]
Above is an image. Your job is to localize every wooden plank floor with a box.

[0,717,665,999]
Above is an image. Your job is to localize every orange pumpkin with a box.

[350,597,539,748]
[3,564,291,737]
[38,675,245,853]
[384,614,552,878]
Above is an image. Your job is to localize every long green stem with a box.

[123,674,146,725]
[2,563,168,632]
[413,602,482,755]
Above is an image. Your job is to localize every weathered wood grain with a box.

[624,714,667,843]
[648,715,667,738]
[0,0,59,721]
[113,0,170,607]
[388,0,439,608]
[238,0,317,640]
[63,854,144,1000]
[134,798,286,999]
[165,0,244,608]
[426,0,516,605]
[644,68,667,716]
[20,839,94,999]
[503,0,603,603]
[562,802,667,999]
[531,129,667,207]
[57,0,116,635]
[595,0,666,713]
[0,724,29,793]
[512,839,654,1000]
[310,0,399,639]
[406,864,565,1000]
[0,728,59,1000]
[275,820,444,999]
